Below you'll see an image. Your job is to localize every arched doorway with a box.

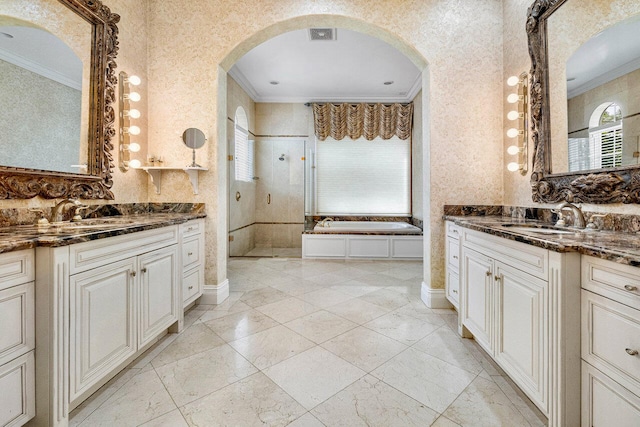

[213,15,431,305]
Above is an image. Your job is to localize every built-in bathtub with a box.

[303,221,423,259]
[312,221,422,234]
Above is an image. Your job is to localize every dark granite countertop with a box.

[445,215,640,267]
[0,212,206,254]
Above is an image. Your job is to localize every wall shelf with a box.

[135,167,207,194]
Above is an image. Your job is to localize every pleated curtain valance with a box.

[312,102,413,141]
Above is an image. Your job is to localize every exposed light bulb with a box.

[507,162,520,172]
[129,159,141,168]
[507,110,520,121]
[507,128,519,138]
[128,125,141,135]
[128,75,141,86]
[127,109,141,119]
[128,142,141,152]
[507,93,520,104]
[128,92,141,102]
[507,76,520,87]
[507,145,520,155]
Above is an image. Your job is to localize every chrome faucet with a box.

[557,201,586,229]
[51,198,82,222]
[318,217,334,227]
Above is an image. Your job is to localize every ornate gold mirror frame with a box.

[0,0,119,199]
[527,0,640,204]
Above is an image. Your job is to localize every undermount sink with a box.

[501,223,578,235]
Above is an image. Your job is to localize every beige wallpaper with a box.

[502,0,640,214]
[146,0,505,290]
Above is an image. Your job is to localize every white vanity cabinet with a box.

[445,221,461,309]
[459,226,581,427]
[0,249,35,427]
[180,219,204,307]
[581,256,640,426]
[34,224,185,426]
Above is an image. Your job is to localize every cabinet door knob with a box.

[452,289,458,294]
[130,271,136,277]
[624,285,637,292]
[452,255,458,259]
[494,276,501,282]
[141,268,147,273]
[188,252,193,256]
[188,286,194,290]
[626,348,639,356]
[485,271,492,277]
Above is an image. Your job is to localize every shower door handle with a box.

[267,194,271,204]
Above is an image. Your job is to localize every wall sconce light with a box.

[506,72,528,175]
[119,71,142,172]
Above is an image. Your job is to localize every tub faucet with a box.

[51,198,82,222]
[557,201,586,229]
[319,217,334,227]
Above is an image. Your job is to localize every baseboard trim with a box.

[421,282,452,309]
[200,279,229,305]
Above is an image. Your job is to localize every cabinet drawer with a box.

[180,219,203,239]
[447,238,460,271]
[0,282,34,366]
[183,267,202,307]
[446,221,460,239]
[582,256,640,309]
[582,290,640,395]
[182,237,202,270]
[70,226,178,275]
[0,351,35,427]
[446,269,460,307]
[0,249,34,291]
[582,362,640,427]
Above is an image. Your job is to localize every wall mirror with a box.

[0,0,119,199]
[528,0,640,203]
[182,128,206,167]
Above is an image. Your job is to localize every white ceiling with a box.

[567,14,640,99]
[229,28,422,103]
[0,25,82,90]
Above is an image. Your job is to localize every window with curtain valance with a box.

[312,102,413,141]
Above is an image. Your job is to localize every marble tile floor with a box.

[70,258,547,427]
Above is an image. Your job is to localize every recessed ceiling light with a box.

[269,81,279,85]
[383,81,394,85]
[0,32,14,39]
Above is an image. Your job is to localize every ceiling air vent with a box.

[309,28,337,41]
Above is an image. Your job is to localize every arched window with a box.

[588,102,623,169]
[234,107,254,182]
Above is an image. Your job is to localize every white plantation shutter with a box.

[316,137,410,215]
[589,122,622,169]
[234,124,254,182]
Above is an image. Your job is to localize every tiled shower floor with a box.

[69,258,547,426]
[243,246,302,257]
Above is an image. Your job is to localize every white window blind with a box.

[234,124,254,182]
[568,137,590,172]
[315,137,410,215]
